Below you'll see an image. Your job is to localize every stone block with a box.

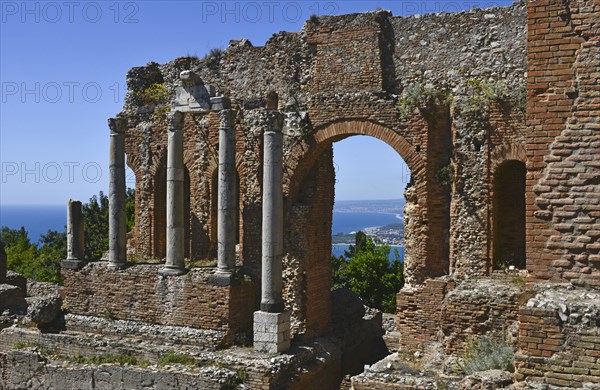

[173,85,213,112]
[26,296,62,326]
[254,328,291,343]
[253,310,291,353]
[61,259,87,271]
[254,310,290,325]
[0,284,26,309]
[210,96,231,110]
[5,271,27,294]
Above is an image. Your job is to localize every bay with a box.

[0,205,66,243]
[332,211,401,235]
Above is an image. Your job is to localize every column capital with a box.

[108,117,127,135]
[266,111,284,134]
[167,110,184,131]
[219,109,235,129]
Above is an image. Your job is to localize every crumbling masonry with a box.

[1,0,599,388]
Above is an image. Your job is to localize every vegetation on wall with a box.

[460,78,526,114]
[331,231,404,313]
[396,83,453,120]
[456,335,515,375]
[0,190,136,284]
[436,163,455,188]
[135,83,170,106]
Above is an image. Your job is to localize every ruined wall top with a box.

[119,0,526,120]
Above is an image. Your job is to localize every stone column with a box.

[61,199,86,270]
[160,111,186,276]
[254,112,291,353]
[217,109,237,274]
[0,242,6,284]
[108,117,127,269]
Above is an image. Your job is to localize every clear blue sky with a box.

[0,0,512,205]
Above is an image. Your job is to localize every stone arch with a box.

[283,119,429,338]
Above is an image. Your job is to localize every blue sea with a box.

[331,211,404,262]
[0,205,66,243]
[332,211,401,235]
[0,206,404,260]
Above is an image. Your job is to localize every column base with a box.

[158,266,187,276]
[253,310,291,353]
[106,261,127,270]
[208,270,235,286]
[60,259,87,271]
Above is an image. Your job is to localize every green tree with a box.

[1,188,135,283]
[332,232,404,313]
[331,254,349,290]
[36,230,67,284]
[82,189,135,259]
[0,226,38,276]
[82,192,110,259]
[126,187,136,232]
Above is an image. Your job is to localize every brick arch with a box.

[314,120,424,172]
[286,119,425,200]
[125,154,142,179]
[491,144,526,173]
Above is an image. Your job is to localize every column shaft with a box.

[67,199,85,260]
[161,111,186,275]
[217,110,237,273]
[260,113,284,313]
[108,118,127,268]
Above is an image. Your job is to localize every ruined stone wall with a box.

[61,263,254,342]
[93,1,529,339]
[515,287,600,387]
[397,273,527,353]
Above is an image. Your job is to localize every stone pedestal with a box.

[253,311,291,353]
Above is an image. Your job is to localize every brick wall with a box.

[515,293,600,387]
[526,0,600,284]
[397,273,526,354]
[397,279,448,351]
[61,263,254,342]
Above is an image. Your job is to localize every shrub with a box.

[457,336,515,375]
[135,83,170,106]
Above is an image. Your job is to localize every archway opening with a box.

[125,161,137,258]
[286,129,417,380]
[153,163,167,259]
[330,135,409,313]
[492,160,526,270]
